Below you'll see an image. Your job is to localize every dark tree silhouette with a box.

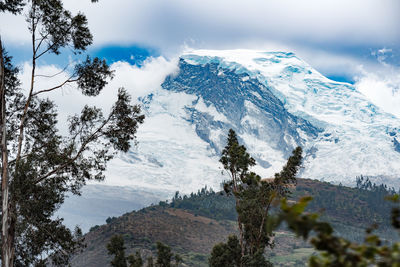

[0,1,144,266]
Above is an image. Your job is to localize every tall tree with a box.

[219,129,256,260]
[107,235,128,267]
[155,241,173,267]
[212,129,302,266]
[0,1,144,266]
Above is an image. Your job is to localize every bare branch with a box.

[33,15,47,54]
[35,63,71,78]
[32,76,78,97]
[34,32,50,54]
[15,4,38,165]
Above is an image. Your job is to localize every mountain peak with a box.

[104,50,400,197]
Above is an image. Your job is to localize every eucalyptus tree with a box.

[212,129,302,266]
[0,1,144,266]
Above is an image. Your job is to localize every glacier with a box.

[104,49,400,192]
[60,49,400,231]
[181,50,400,184]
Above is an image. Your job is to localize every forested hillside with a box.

[72,178,399,266]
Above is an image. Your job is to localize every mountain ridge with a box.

[60,50,400,232]
[104,49,400,194]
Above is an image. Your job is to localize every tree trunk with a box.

[232,174,245,267]
[0,37,13,267]
[236,198,245,267]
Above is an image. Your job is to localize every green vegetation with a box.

[269,247,314,266]
[107,235,128,267]
[169,176,400,243]
[271,194,400,266]
[294,177,399,241]
[0,1,144,266]
[168,187,236,221]
[208,129,302,266]
[107,235,182,267]
[206,130,400,267]
[128,251,144,267]
[209,235,242,266]
[2,2,398,267]
[72,176,399,267]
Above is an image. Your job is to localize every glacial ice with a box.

[102,49,400,196]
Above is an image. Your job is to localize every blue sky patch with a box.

[326,75,355,84]
[90,45,159,66]
[4,44,158,69]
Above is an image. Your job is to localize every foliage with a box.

[294,176,399,232]
[147,256,154,267]
[0,0,144,266]
[107,235,127,267]
[272,194,400,266]
[0,0,24,14]
[89,225,100,232]
[107,217,118,224]
[75,177,399,266]
[106,236,182,267]
[155,241,183,267]
[170,187,236,221]
[209,235,241,267]
[209,129,302,266]
[127,251,143,267]
[156,241,173,267]
[169,176,399,241]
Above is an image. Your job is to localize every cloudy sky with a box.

[1,0,400,116]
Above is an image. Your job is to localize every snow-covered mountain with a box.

[59,49,400,231]
[104,49,400,195]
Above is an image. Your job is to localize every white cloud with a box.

[355,65,400,118]
[1,0,399,53]
[19,56,179,134]
[107,57,179,99]
[378,48,393,55]
[2,0,399,94]
[78,0,400,51]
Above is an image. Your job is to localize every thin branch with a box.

[70,123,84,145]
[34,24,74,60]
[15,5,38,166]
[34,112,113,185]
[256,192,275,245]
[8,154,28,166]
[34,43,52,60]
[34,33,49,55]
[32,77,78,97]
[35,33,49,54]
[35,63,71,78]
[34,16,48,54]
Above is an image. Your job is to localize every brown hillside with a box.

[72,178,396,266]
[72,207,236,267]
